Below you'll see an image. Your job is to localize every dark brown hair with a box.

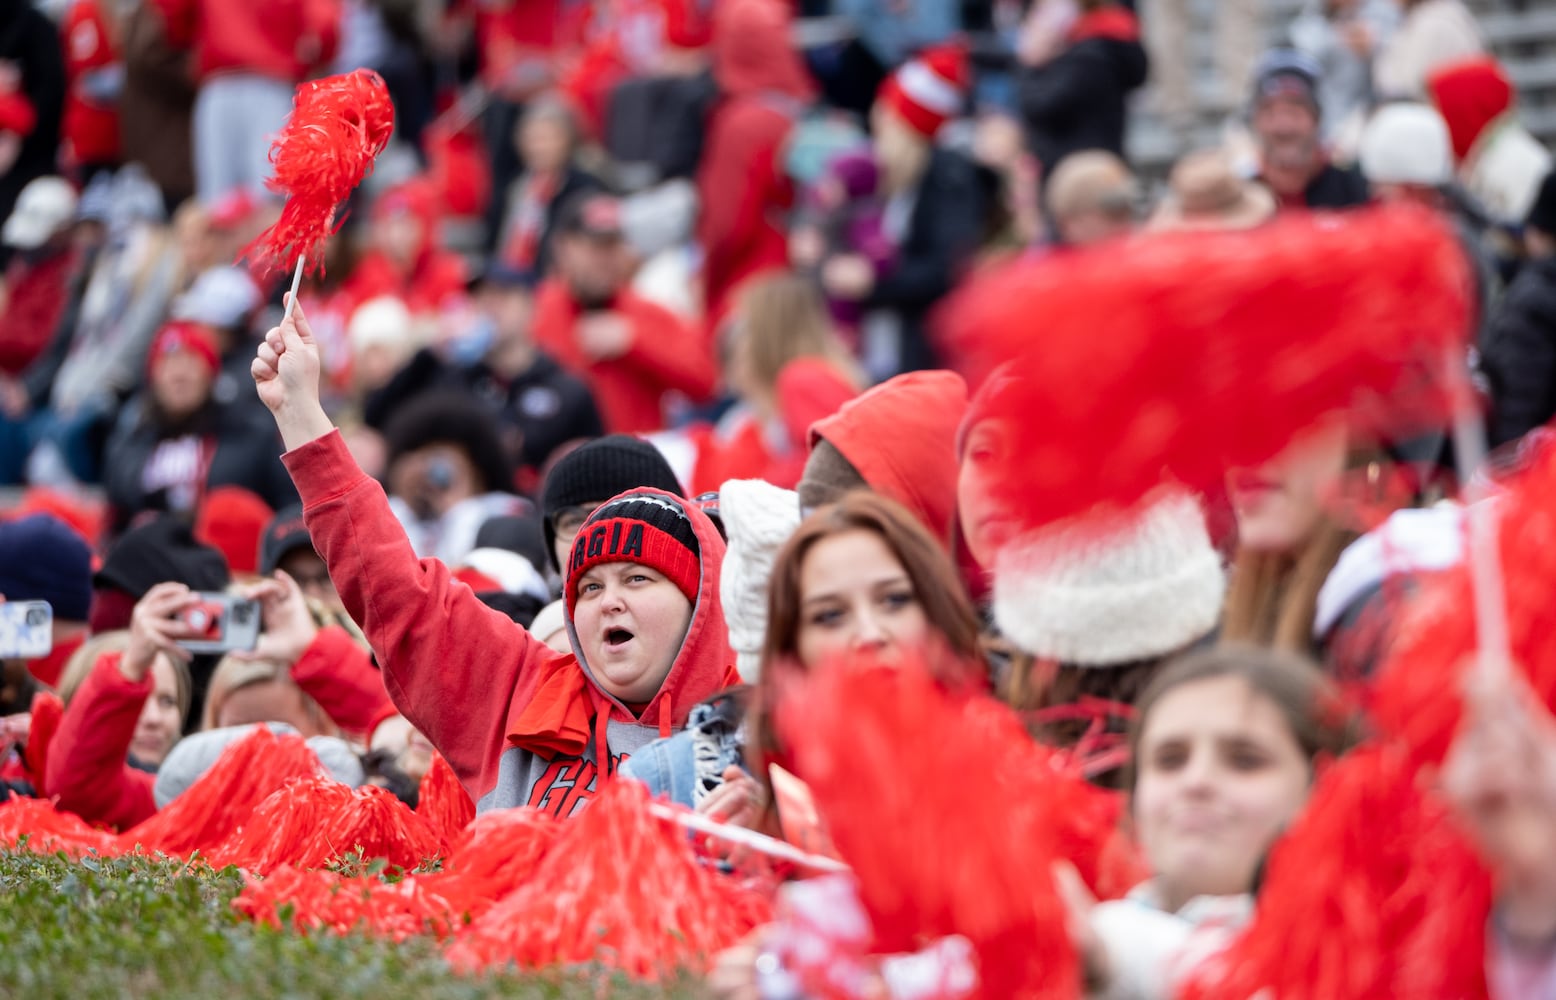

[1124,644,1359,794]
[748,491,984,814]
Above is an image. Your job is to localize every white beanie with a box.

[458,547,551,604]
[348,295,414,353]
[173,266,262,330]
[719,478,802,682]
[1359,103,1453,188]
[992,490,1226,667]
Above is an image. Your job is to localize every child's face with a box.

[794,529,929,670]
[573,562,694,704]
[1134,676,1311,908]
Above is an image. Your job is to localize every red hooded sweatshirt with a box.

[532,277,717,434]
[61,0,121,168]
[155,0,340,84]
[695,0,815,326]
[282,431,738,816]
[46,630,393,829]
[807,370,969,546]
[346,180,470,317]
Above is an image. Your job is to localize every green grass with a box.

[0,850,708,999]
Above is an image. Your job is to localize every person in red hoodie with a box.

[0,177,82,378]
[253,297,739,816]
[61,0,123,182]
[695,0,814,327]
[46,584,193,830]
[156,0,341,202]
[533,191,716,434]
[346,180,469,319]
[797,370,970,549]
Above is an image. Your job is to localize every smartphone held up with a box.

[0,601,52,660]
[176,594,261,656]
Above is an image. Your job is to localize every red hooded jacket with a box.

[532,277,717,434]
[155,0,339,84]
[695,0,814,325]
[807,369,969,546]
[282,431,738,816]
[346,181,469,317]
[61,0,120,167]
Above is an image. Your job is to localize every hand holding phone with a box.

[124,583,200,682]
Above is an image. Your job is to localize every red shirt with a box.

[62,0,121,167]
[531,278,716,434]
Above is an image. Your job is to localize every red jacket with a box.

[532,278,716,434]
[46,629,392,829]
[344,251,468,318]
[0,247,80,376]
[46,654,159,830]
[155,0,339,83]
[291,624,394,738]
[284,431,738,816]
[62,0,120,167]
[696,0,814,323]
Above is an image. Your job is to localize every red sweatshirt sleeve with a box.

[618,298,718,402]
[45,653,158,831]
[281,430,548,799]
[290,625,394,738]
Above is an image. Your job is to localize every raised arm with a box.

[253,298,551,792]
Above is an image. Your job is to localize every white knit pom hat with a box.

[719,478,802,682]
[992,489,1226,667]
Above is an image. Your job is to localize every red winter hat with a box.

[195,487,275,576]
[148,320,221,379]
[1427,56,1515,163]
[663,0,713,49]
[876,43,969,139]
[564,491,702,616]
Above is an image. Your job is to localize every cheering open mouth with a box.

[603,627,635,651]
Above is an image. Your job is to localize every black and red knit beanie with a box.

[564,493,700,614]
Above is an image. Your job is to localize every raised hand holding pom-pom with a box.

[252,294,334,450]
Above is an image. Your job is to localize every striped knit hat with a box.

[876,43,969,139]
[564,492,701,613]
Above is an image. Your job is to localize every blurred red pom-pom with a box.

[939,205,1471,534]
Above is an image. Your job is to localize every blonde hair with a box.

[1221,519,1355,655]
[199,656,337,736]
[732,274,863,398]
[58,630,192,725]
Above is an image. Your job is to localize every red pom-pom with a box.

[1373,437,1556,770]
[433,807,559,923]
[233,864,458,941]
[1182,745,1491,1000]
[777,661,1136,998]
[118,726,323,857]
[24,690,63,797]
[208,775,356,872]
[415,753,475,845]
[0,794,122,858]
[446,780,772,978]
[241,68,395,277]
[940,205,1471,533]
[291,784,447,873]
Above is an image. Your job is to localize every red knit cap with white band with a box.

[876,43,970,139]
[564,493,701,615]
